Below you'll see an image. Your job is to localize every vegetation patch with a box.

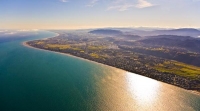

[87,46,105,50]
[90,53,100,58]
[46,44,70,49]
[36,41,44,45]
[154,61,200,80]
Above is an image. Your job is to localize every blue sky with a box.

[0,0,200,29]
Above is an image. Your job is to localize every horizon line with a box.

[1,26,200,30]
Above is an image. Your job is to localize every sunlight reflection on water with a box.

[126,72,160,105]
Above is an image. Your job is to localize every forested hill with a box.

[138,35,200,52]
[89,29,123,35]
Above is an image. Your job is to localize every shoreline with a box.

[23,41,123,71]
[22,34,200,96]
[22,33,122,71]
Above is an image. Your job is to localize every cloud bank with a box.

[60,0,155,11]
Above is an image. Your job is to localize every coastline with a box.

[23,32,134,70]
[22,34,200,96]
[23,42,122,72]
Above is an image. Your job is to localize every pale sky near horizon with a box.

[0,0,200,29]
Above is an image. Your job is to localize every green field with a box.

[154,61,200,80]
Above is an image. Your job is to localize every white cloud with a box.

[107,0,134,11]
[113,0,126,4]
[107,4,135,11]
[60,0,68,3]
[32,29,39,31]
[17,29,39,32]
[136,0,154,8]
[0,30,7,33]
[86,0,99,7]
[18,29,30,32]
[107,0,154,11]
[62,0,154,11]
[4,32,16,35]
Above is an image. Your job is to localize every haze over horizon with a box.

[1,0,200,29]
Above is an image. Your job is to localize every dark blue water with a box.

[0,31,200,111]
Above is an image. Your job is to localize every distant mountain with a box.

[145,35,192,40]
[155,28,199,33]
[121,34,141,40]
[89,28,200,38]
[153,28,200,37]
[89,29,123,35]
[103,27,170,31]
[132,28,200,37]
[137,35,200,52]
[89,29,142,40]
